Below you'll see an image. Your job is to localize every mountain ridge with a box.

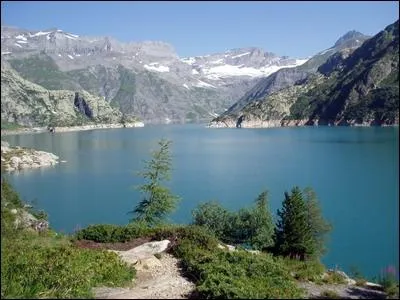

[209,20,399,128]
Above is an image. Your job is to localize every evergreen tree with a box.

[304,187,332,259]
[274,186,331,260]
[250,190,275,250]
[274,186,314,260]
[129,139,180,226]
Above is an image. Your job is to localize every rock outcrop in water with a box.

[1,141,60,171]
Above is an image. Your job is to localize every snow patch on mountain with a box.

[181,57,196,65]
[144,64,170,72]
[194,80,217,89]
[201,59,309,80]
[15,35,27,41]
[231,52,250,59]
[29,31,51,37]
[211,58,224,64]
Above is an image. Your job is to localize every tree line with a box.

[129,139,331,261]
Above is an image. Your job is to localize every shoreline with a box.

[207,123,399,129]
[1,122,145,136]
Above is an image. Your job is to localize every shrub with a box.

[192,190,275,251]
[378,265,399,298]
[320,290,342,299]
[1,231,135,298]
[75,222,154,243]
[192,201,231,238]
[277,256,325,282]
[75,224,120,243]
[322,271,347,284]
[170,231,303,299]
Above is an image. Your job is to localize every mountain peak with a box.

[334,30,368,47]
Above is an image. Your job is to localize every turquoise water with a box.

[3,125,399,280]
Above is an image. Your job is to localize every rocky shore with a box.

[1,141,60,172]
[1,122,145,136]
[208,118,399,128]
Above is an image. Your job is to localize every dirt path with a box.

[93,252,195,299]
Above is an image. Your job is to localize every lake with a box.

[3,124,399,280]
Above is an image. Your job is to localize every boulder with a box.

[111,240,171,265]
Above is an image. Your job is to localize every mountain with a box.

[1,26,308,125]
[210,31,371,124]
[1,63,122,127]
[210,21,398,127]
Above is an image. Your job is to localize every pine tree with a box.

[274,186,314,260]
[250,190,275,250]
[274,186,332,260]
[129,139,180,226]
[304,187,332,259]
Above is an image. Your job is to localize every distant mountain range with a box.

[210,20,399,127]
[1,21,397,127]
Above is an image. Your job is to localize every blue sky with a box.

[1,1,399,58]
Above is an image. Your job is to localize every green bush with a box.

[277,256,325,282]
[75,222,155,243]
[192,190,275,251]
[1,231,135,298]
[320,289,342,299]
[192,201,232,239]
[75,224,120,242]
[322,271,347,284]
[378,266,399,298]
[174,241,304,299]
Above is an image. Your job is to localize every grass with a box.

[1,180,136,299]
[277,256,326,283]
[1,232,136,298]
[321,271,347,284]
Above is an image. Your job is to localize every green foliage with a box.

[129,139,180,226]
[274,187,331,260]
[322,271,347,284]
[1,233,135,298]
[75,222,153,243]
[192,190,275,250]
[274,186,314,260]
[172,238,304,299]
[320,290,342,299]
[192,201,232,238]
[1,181,135,299]
[1,178,24,209]
[277,256,326,282]
[304,187,332,259]
[377,266,399,298]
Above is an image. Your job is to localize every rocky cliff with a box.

[1,64,122,127]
